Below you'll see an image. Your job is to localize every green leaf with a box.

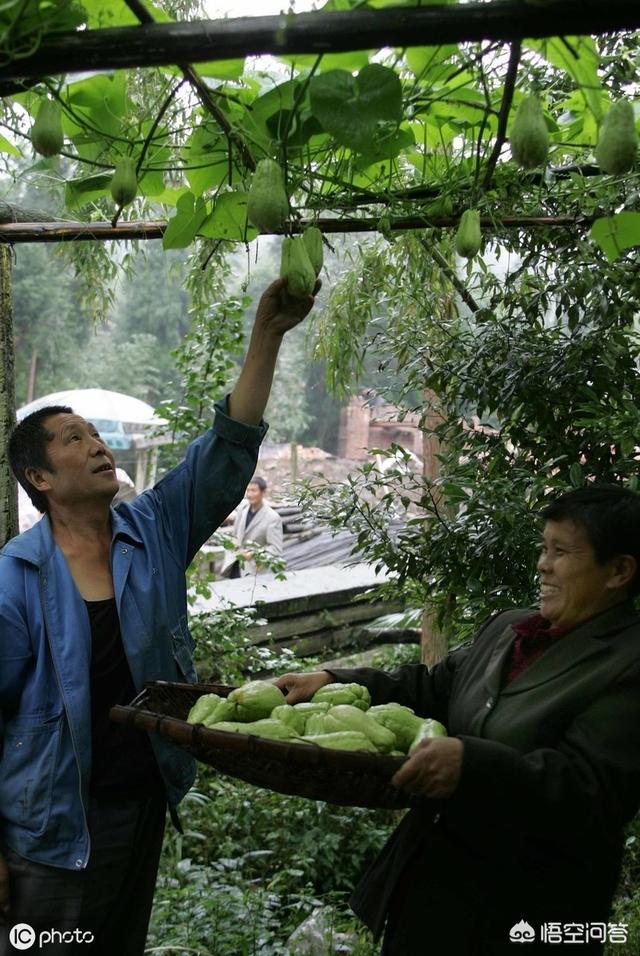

[80,0,171,27]
[138,169,165,197]
[406,44,457,84]
[590,213,640,262]
[310,64,403,154]
[569,463,584,488]
[64,173,112,208]
[528,36,603,122]
[162,60,244,82]
[64,72,128,118]
[199,191,257,242]
[280,50,372,72]
[0,132,20,157]
[355,126,415,167]
[63,73,130,142]
[162,192,208,249]
[182,123,231,196]
[147,186,185,208]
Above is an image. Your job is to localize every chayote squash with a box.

[328,704,396,753]
[302,731,379,753]
[280,236,316,299]
[304,711,345,736]
[201,698,236,727]
[226,679,286,722]
[302,226,324,276]
[31,99,63,157]
[187,693,222,725]
[408,718,448,753]
[211,718,299,740]
[110,158,138,206]
[510,95,549,169]
[291,701,331,732]
[247,158,289,232]
[368,703,424,753]
[271,704,306,735]
[455,209,481,259]
[311,682,371,711]
[595,100,638,175]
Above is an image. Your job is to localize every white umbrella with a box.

[17,388,163,429]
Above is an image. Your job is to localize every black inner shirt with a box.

[86,597,164,796]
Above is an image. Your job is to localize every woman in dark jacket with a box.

[277,485,640,954]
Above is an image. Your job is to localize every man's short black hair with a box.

[249,476,267,491]
[9,405,73,515]
[542,484,640,595]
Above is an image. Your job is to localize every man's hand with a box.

[254,277,321,339]
[0,851,10,921]
[391,737,464,800]
[274,670,332,705]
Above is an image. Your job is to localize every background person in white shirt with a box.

[220,476,284,578]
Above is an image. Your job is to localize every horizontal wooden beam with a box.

[0,214,596,244]
[0,1,637,91]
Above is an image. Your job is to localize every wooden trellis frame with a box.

[1,1,638,93]
[0,214,598,244]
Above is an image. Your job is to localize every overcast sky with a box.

[207,1,318,16]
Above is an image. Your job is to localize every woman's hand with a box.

[391,737,464,799]
[274,670,332,704]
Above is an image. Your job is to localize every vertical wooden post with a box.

[0,244,18,545]
[290,441,298,483]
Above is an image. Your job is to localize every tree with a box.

[301,224,640,642]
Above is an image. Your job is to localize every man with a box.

[277,485,640,954]
[220,475,284,578]
[0,277,318,956]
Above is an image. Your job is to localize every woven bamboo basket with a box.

[110,680,412,809]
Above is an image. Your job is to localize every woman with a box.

[276,485,640,954]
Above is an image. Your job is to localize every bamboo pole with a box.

[0,214,595,244]
[0,1,637,91]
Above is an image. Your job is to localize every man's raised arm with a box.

[228,277,319,426]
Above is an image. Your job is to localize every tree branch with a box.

[482,40,521,189]
[422,239,482,314]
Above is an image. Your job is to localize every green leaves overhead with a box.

[1,3,638,265]
[309,65,403,154]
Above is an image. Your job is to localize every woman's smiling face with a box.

[537,519,628,629]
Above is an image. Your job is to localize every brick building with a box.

[337,394,423,460]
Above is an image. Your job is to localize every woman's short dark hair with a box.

[9,405,73,514]
[542,484,640,595]
[249,476,267,491]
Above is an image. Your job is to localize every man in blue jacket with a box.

[0,277,318,956]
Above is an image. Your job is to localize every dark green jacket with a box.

[331,603,640,953]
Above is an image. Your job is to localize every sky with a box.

[206,1,318,16]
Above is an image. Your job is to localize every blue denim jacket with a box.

[0,400,266,870]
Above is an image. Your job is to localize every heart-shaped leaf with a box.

[310,64,402,154]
